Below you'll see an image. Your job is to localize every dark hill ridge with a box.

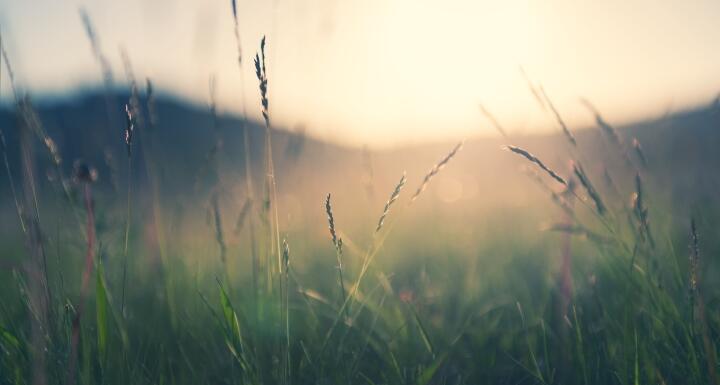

[1,91,719,235]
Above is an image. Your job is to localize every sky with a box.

[1,0,720,147]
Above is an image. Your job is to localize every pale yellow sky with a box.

[2,0,720,147]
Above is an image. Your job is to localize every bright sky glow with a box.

[2,0,720,147]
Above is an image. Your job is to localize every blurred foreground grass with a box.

[0,27,719,385]
[1,122,719,385]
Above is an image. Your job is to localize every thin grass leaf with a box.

[218,282,243,346]
[478,103,508,138]
[409,304,434,357]
[540,87,576,146]
[417,352,448,385]
[95,266,109,364]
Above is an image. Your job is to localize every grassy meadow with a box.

[1,11,720,385]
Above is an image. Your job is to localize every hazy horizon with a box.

[2,0,720,147]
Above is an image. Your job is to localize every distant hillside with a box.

[1,91,719,244]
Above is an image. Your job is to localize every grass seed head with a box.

[282,238,290,274]
[376,173,407,232]
[124,104,135,156]
[505,145,567,186]
[572,161,606,215]
[254,36,269,128]
[411,141,463,202]
[325,193,338,248]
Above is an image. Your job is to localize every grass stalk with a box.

[120,103,135,316]
[0,34,25,233]
[67,163,98,385]
[325,193,348,318]
[254,36,282,279]
[228,0,261,321]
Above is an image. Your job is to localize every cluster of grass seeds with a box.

[506,98,720,384]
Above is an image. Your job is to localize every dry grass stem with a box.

[478,104,508,139]
[540,87,576,146]
[230,0,243,66]
[519,66,546,111]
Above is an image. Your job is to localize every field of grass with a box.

[1,10,720,385]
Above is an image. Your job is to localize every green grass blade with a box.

[96,265,109,364]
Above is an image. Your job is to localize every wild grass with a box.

[0,33,24,233]
[324,193,347,317]
[0,8,718,385]
[410,142,463,202]
[375,173,406,233]
[505,145,567,186]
